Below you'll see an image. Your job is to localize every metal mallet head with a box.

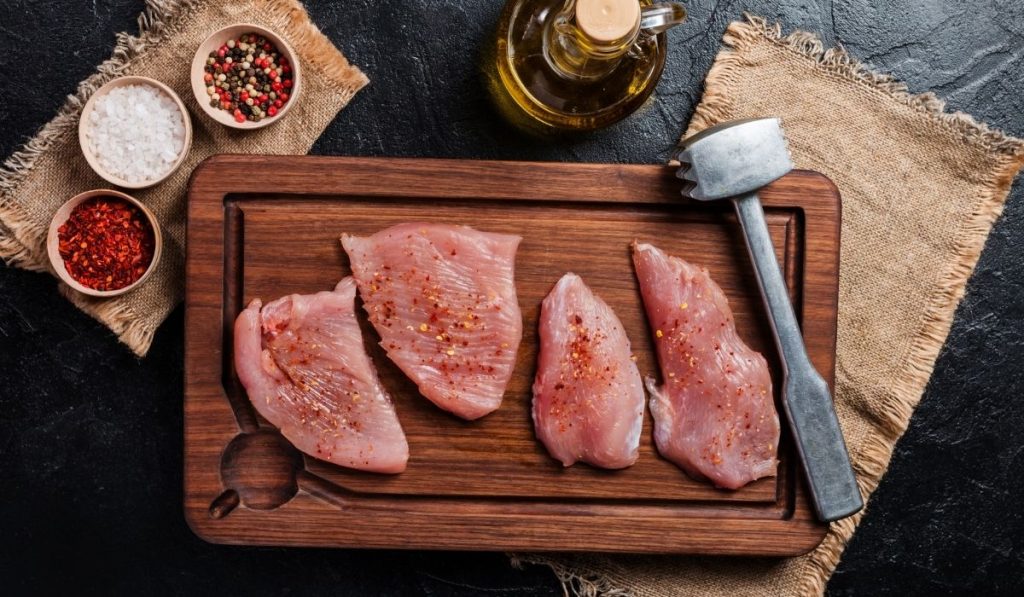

[675,117,794,201]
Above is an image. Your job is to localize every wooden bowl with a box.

[78,76,192,189]
[46,189,163,298]
[191,24,301,130]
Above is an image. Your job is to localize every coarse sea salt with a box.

[86,84,186,184]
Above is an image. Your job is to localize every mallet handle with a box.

[734,192,863,522]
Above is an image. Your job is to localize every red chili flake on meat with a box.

[56,196,155,291]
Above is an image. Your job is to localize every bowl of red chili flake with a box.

[47,189,162,297]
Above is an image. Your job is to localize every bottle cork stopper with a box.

[575,0,641,43]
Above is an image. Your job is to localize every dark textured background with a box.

[1,1,1022,595]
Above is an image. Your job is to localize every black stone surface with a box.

[1,1,1022,594]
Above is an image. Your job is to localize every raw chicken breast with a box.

[532,273,645,469]
[341,223,523,420]
[234,278,409,473]
[632,242,779,489]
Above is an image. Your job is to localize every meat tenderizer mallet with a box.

[675,117,863,522]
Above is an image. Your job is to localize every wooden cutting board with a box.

[184,155,840,555]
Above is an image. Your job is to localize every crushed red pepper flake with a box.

[57,196,155,291]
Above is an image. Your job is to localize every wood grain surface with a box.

[184,156,840,555]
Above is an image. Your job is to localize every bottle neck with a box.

[544,0,640,81]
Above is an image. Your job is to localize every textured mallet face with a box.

[676,118,794,201]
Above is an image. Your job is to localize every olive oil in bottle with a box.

[486,0,686,134]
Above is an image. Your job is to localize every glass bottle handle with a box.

[639,2,687,35]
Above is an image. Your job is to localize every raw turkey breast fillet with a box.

[234,277,409,473]
[341,223,523,420]
[632,242,780,489]
[532,273,645,469]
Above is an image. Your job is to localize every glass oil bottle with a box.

[485,0,686,134]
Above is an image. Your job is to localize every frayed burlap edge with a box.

[687,15,1024,157]
[262,1,370,94]
[519,14,1024,597]
[0,0,368,356]
[510,554,634,597]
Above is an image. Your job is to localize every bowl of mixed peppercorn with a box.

[46,189,162,297]
[191,24,300,129]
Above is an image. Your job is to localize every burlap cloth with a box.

[0,0,367,356]
[516,15,1024,597]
